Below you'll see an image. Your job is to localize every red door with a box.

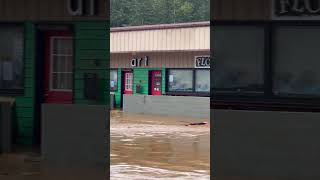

[151,71,162,95]
[44,31,73,104]
[123,72,133,95]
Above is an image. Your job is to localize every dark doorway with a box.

[149,70,162,95]
[43,31,74,104]
[34,25,73,146]
[34,30,46,146]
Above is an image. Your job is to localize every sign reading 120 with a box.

[276,0,320,16]
[68,0,98,16]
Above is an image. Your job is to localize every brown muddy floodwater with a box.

[110,110,210,180]
[0,110,210,180]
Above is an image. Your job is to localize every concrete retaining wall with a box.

[123,95,209,119]
[41,104,108,167]
[213,109,320,178]
[0,98,14,153]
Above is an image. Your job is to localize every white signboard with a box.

[272,0,320,20]
[194,56,210,69]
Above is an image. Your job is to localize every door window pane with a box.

[110,70,118,91]
[51,37,73,91]
[168,70,193,92]
[274,26,320,96]
[196,70,210,92]
[125,73,132,91]
[212,26,265,93]
[0,26,24,91]
[52,73,73,90]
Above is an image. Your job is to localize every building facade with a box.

[212,0,320,111]
[212,0,320,178]
[0,0,109,145]
[110,22,210,108]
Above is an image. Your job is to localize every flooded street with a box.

[110,110,210,180]
[0,110,210,180]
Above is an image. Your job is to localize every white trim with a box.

[52,54,73,56]
[49,36,74,92]
[124,73,133,91]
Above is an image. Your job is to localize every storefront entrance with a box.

[121,70,133,107]
[34,28,74,145]
[150,70,162,95]
[123,72,133,95]
[44,31,73,104]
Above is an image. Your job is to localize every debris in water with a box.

[185,122,208,126]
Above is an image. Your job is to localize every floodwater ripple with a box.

[110,110,210,179]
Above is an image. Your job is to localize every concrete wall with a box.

[0,99,13,153]
[41,104,108,167]
[213,109,320,178]
[123,95,209,119]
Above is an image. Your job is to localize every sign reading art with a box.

[131,56,149,67]
[0,0,107,22]
[195,56,210,69]
[68,0,98,16]
[273,0,320,20]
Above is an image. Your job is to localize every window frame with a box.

[110,69,118,92]
[212,23,269,97]
[195,69,210,93]
[166,68,210,97]
[271,22,320,99]
[211,21,320,111]
[49,36,73,92]
[0,23,25,96]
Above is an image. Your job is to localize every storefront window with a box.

[110,70,118,91]
[168,69,193,92]
[212,26,265,93]
[273,26,320,96]
[196,70,210,92]
[0,26,24,93]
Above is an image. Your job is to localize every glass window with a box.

[51,37,73,90]
[110,70,118,91]
[273,26,320,96]
[212,26,265,93]
[0,26,24,92]
[168,70,193,92]
[196,70,210,92]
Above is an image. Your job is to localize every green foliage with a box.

[110,0,209,27]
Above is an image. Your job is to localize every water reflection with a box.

[110,110,210,179]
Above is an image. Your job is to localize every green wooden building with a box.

[0,0,109,145]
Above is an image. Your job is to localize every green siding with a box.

[14,22,36,145]
[114,69,122,108]
[162,68,166,94]
[73,21,109,105]
[133,69,150,95]
[113,68,166,108]
[5,21,109,146]
[132,68,163,96]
